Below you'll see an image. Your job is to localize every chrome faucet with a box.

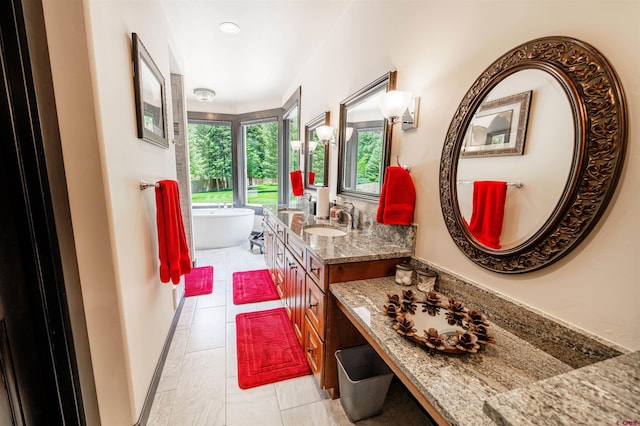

[340,201,355,230]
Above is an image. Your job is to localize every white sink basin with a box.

[303,226,347,237]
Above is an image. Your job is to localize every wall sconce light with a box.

[379,90,420,130]
[308,140,318,152]
[290,140,302,152]
[315,125,335,146]
[193,88,216,102]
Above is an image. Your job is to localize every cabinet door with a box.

[303,315,325,386]
[283,250,295,319]
[285,250,305,344]
[264,226,275,272]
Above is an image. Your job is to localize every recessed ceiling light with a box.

[193,88,216,102]
[219,21,240,35]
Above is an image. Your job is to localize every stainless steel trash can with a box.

[335,344,394,422]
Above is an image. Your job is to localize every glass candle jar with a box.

[416,269,437,293]
[395,263,414,286]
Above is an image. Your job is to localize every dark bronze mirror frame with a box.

[337,71,396,201]
[304,112,330,189]
[440,36,627,273]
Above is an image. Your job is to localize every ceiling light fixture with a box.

[193,88,216,102]
[219,21,240,35]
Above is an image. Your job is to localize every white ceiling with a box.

[163,0,354,112]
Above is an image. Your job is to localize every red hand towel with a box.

[290,170,304,196]
[466,181,507,249]
[155,180,192,284]
[376,166,416,225]
[308,171,315,185]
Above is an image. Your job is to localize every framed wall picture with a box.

[132,32,168,148]
[461,90,532,157]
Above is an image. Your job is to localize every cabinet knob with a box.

[289,262,297,269]
[309,302,318,309]
[310,266,320,273]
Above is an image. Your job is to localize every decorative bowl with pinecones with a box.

[383,290,495,355]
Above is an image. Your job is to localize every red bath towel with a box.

[466,181,507,249]
[376,166,416,225]
[290,170,304,196]
[308,171,315,185]
[155,180,192,284]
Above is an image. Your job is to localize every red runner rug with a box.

[184,266,214,297]
[236,308,310,389]
[232,269,279,304]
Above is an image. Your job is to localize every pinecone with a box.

[453,331,480,353]
[424,291,441,307]
[386,294,401,307]
[423,328,448,351]
[471,324,495,345]
[466,310,488,327]
[392,314,416,337]
[383,303,400,319]
[422,291,442,316]
[445,299,467,326]
[401,289,418,314]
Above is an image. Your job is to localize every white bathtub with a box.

[192,208,255,249]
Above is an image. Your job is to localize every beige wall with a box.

[287,1,639,350]
[43,0,182,423]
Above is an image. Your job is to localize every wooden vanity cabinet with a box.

[264,211,408,396]
[303,249,406,397]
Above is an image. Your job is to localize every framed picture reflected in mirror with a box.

[132,32,168,148]
[461,90,532,158]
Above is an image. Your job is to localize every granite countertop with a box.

[483,350,640,425]
[330,277,574,426]
[265,208,413,265]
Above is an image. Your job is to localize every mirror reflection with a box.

[440,36,627,273]
[284,88,301,202]
[456,69,574,250]
[304,112,330,188]
[338,72,395,200]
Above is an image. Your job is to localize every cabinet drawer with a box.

[286,232,306,266]
[305,277,326,341]
[306,251,326,291]
[303,315,325,383]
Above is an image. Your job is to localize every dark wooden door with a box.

[0,0,85,423]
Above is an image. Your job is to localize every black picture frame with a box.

[132,32,168,148]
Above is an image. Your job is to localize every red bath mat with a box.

[184,266,214,297]
[236,308,310,389]
[232,269,279,304]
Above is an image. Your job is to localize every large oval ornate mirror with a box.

[440,36,627,273]
[337,71,395,201]
[304,112,330,188]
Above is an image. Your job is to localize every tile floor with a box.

[148,241,435,425]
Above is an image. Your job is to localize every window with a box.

[187,121,233,204]
[242,120,279,207]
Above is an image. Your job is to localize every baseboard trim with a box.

[134,293,185,426]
